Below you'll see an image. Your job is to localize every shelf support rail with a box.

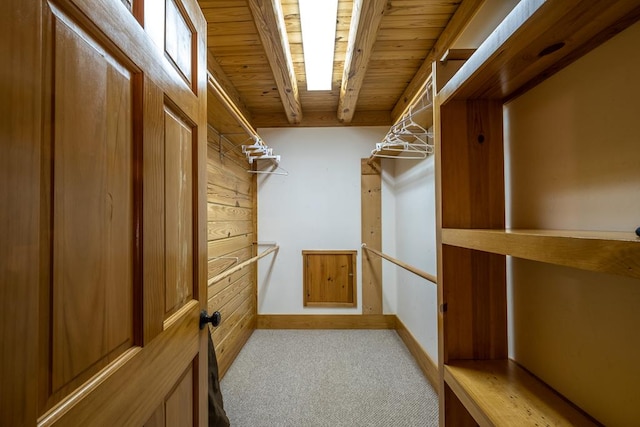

[361,243,436,285]
[208,245,280,286]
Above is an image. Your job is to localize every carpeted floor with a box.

[219,330,439,427]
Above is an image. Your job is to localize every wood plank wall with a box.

[206,127,256,378]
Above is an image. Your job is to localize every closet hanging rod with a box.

[207,71,260,142]
[210,255,239,263]
[208,245,279,287]
[361,244,436,285]
[254,241,278,246]
[247,169,288,176]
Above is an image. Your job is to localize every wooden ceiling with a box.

[199,0,485,135]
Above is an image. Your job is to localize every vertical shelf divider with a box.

[435,93,506,425]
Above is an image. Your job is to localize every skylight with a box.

[298,0,339,91]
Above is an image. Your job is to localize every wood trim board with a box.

[256,314,396,330]
[361,158,382,314]
[395,317,439,392]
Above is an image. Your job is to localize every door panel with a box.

[50,11,136,405]
[165,364,195,426]
[165,0,195,87]
[143,404,165,427]
[1,0,208,424]
[164,107,194,316]
[144,403,165,427]
[39,302,201,426]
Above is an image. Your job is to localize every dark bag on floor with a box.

[208,331,230,427]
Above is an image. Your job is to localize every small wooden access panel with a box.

[303,251,357,307]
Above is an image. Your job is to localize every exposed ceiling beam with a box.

[247,0,303,124]
[391,0,486,121]
[337,0,387,123]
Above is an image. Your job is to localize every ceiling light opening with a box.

[298,0,339,91]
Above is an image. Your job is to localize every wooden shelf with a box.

[436,2,640,424]
[371,147,430,160]
[444,360,598,426]
[437,0,640,104]
[442,228,640,279]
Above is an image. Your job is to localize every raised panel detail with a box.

[165,0,194,85]
[143,403,165,427]
[165,365,194,426]
[164,107,194,316]
[50,13,135,399]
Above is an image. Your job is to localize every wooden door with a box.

[1,0,208,425]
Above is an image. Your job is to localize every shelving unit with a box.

[442,229,640,279]
[434,0,640,425]
[444,360,598,426]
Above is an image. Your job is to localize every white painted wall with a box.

[381,157,438,364]
[380,159,398,314]
[504,21,640,426]
[256,126,391,314]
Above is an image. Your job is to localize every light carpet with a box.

[220,329,439,427]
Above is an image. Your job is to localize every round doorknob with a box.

[200,310,221,329]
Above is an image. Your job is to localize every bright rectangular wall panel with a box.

[383,157,438,364]
[298,0,338,90]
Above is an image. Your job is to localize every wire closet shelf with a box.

[371,81,434,160]
[207,71,287,176]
